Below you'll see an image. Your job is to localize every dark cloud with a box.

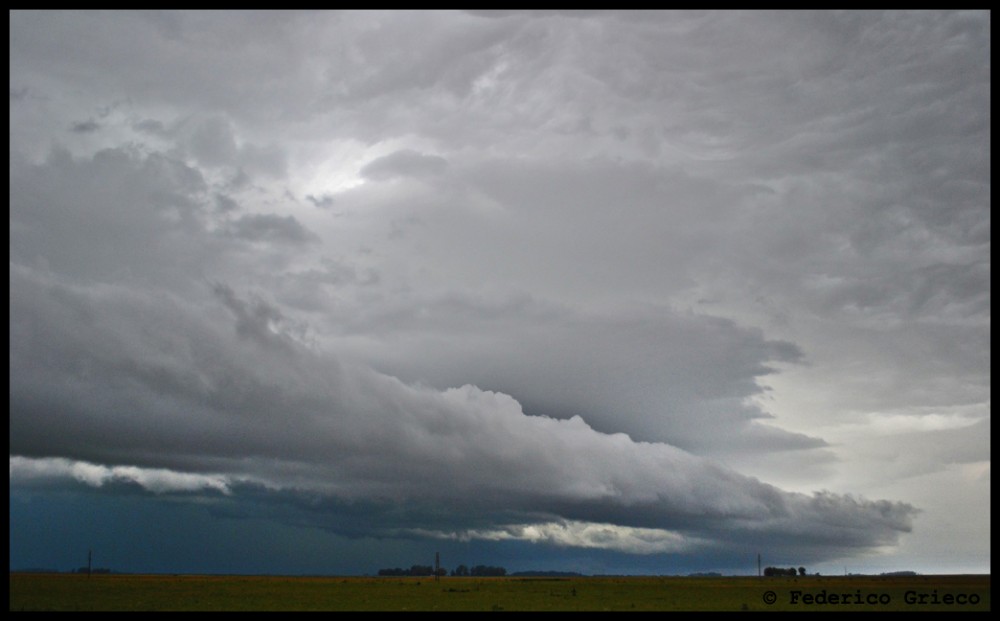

[9,264,916,560]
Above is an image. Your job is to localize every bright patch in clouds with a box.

[420,521,700,555]
[10,456,232,495]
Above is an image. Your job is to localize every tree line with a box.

[764,566,810,577]
[377,564,507,577]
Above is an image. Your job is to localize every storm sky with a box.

[9,10,989,576]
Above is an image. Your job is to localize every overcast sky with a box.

[10,10,989,576]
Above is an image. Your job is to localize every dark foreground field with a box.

[8,572,990,611]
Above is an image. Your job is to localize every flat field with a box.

[8,572,990,611]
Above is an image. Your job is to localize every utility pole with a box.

[88,549,93,579]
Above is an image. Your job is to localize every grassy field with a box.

[8,572,990,611]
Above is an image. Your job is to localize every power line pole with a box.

[88,549,93,579]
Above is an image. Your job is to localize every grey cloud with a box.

[212,282,311,351]
[187,115,239,167]
[133,118,168,135]
[379,156,740,298]
[360,149,449,181]
[306,193,335,208]
[136,9,185,40]
[858,417,990,483]
[215,193,240,213]
[213,283,287,344]
[9,147,212,287]
[332,289,816,455]
[11,11,313,127]
[221,213,319,245]
[225,168,253,191]
[806,260,990,325]
[239,142,288,179]
[269,260,380,313]
[316,155,821,453]
[169,114,288,178]
[324,13,519,104]
[70,119,101,133]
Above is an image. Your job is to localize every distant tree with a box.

[798,567,806,576]
[378,566,436,577]
[410,565,434,577]
[470,565,507,577]
[451,564,469,577]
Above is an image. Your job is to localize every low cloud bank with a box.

[10,266,917,560]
